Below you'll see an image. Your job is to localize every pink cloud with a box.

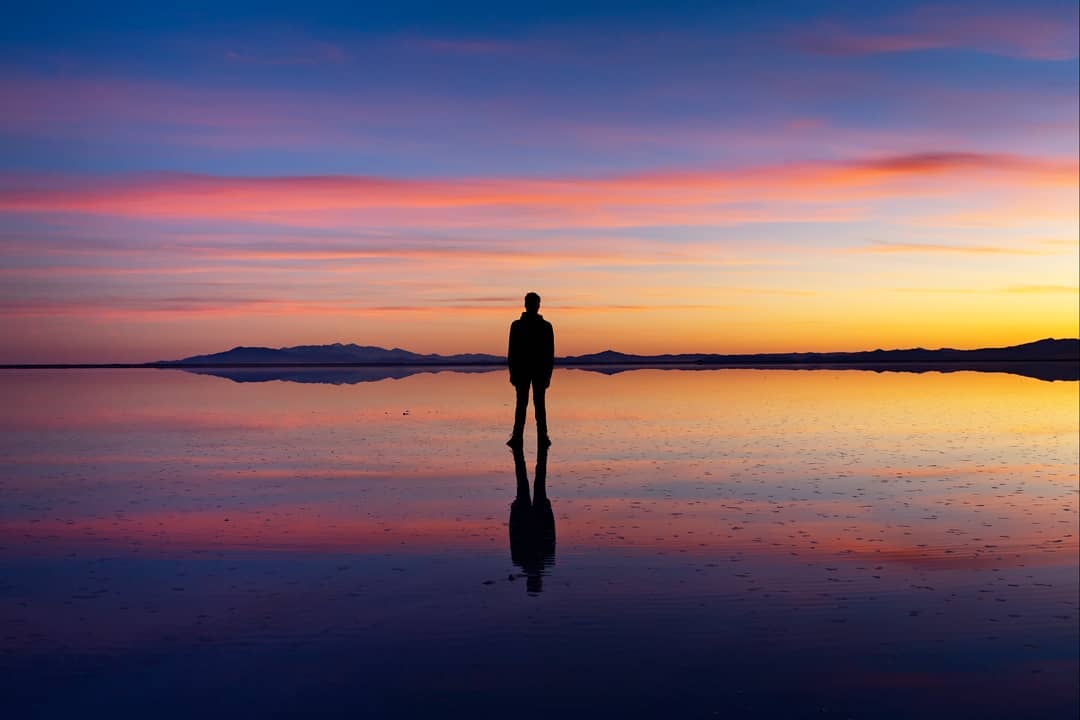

[0,152,1072,230]
[0,296,723,320]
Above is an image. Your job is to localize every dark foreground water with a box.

[1,367,1077,719]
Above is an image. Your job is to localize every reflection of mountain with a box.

[184,360,1077,385]
[185,366,495,385]
[573,362,1079,382]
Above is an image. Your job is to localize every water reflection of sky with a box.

[1,368,1077,718]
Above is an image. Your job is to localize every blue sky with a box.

[1,0,1077,360]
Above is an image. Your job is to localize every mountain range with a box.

[163,338,1079,383]
[171,343,501,365]
[166,338,1078,367]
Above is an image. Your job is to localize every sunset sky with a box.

[1,0,1077,362]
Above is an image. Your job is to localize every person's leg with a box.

[533,378,548,443]
[511,383,530,440]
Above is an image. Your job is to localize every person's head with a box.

[524,292,541,314]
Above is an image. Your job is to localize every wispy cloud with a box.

[1,152,1072,230]
[795,5,1080,60]
[852,241,1051,256]
[435,296,519,303]
[0,72,468,147]
[0,296,721,319]
[223,39,347,65]
[850,152,1074,177]
[1037,238,1080,249]
[1004,284,1080,294]
[404,36,520,56]
[892,285,1079,294]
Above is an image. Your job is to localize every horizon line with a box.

[2,336,1076,369]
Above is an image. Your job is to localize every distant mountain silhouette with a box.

[167,343,502,366]
[561,339,1079,381]
[141,338,1080,383]
[563,338,1079,365]
[166,338,1077,368]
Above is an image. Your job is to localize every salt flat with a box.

[1,368,1077,718]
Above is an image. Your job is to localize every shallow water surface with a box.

[1,368,1077,718]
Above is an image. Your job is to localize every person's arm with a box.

[507,322,519,385]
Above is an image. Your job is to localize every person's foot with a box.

[506,435,524,447]
[539,435,552,448]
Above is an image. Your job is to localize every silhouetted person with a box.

[507,292,554,448]
[509,444,555,595]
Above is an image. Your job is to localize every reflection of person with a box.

[507,292,555,448]
[509,444,556,595]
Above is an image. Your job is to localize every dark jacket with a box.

[508,312,555,387]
